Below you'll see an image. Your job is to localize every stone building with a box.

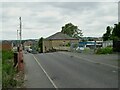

[43,32,79,52]
[2,40,13,51]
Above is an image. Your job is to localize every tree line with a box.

[102,22,120,41]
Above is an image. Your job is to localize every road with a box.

[24,51,118,88]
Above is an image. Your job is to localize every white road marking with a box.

[32,54,58,89]
[77,55,119,69]
[59,52,119,69]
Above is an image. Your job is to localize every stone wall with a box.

[43,39,79,52]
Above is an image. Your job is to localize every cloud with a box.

[118,1,120,22]
[1,0,120,2]
[2,2,118,40]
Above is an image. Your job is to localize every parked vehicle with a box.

[76,47,85,51]
[75,47,84,53]
[24,50,28,54]
[27,48,32,53]
[31,50,38,54]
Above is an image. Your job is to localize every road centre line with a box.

[32,54,58,89]
[59,52,119,69]
[77,55,119,69]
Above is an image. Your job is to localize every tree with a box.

[38,37,43,53]
[111,22,120,40]
[102,26,112,41]
[61,23,83,39]
[102,22,120,41]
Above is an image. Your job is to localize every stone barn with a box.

[43,32,79,52]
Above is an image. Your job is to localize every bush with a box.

[66,43,70,47]
[2,50,13,61]
[2,50,17,88]
[96,47,113,54]
[84,47,90,52]
[0,59,1,85]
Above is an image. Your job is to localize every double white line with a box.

[32,54,58,90]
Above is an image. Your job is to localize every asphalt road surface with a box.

[24,51,118,88]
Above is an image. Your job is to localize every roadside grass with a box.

[118,59,120,64]
[83,48,90,53]
[0,58,2,85]
[2,50,17,88]
[96,47,113,54]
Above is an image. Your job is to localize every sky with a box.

[1,1,119,40]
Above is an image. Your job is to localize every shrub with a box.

[2,50,17,88]
[66,42,70,47]
[2,50,13,61]
[84,47,90,52]
[96,47,113,54]
[0,59,1,85]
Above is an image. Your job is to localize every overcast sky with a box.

[1,1,119,40]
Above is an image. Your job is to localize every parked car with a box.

[24,50,28,54]
[76,47,85,53]
[76,47,85,51]
[31,50,38,54]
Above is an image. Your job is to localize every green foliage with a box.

[61,23,83,38]
[72,43,78,48]
[102,26,112,41]
[0,59,2,84]
[96,47,113,54]
[84,48,90,52]
[2,50,13,62]
[38,37,43,53]
[103,22,120,41]
[2,50,17,88]
[111,22,120,40]
[66,42,70,47]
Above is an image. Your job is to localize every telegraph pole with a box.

[19,17,22,47]
[17,30,19,47]
[18,17,24,72]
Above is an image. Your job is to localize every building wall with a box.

[43,39,52,52]
[43,39,79,52]
[52,39,78,47]
[23,41,33,46]
[2,43,12,50]
[102,40,113,48]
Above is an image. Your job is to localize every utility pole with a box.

[17,17,24,72]
[17,30,18,41]
[19,17,22,47]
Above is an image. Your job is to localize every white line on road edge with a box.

[32,54,58,89]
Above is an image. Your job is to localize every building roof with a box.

[2,40,12,44]
[46,32,78,40]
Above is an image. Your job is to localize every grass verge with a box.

[2,50,17,88]
[96,47,113,54]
